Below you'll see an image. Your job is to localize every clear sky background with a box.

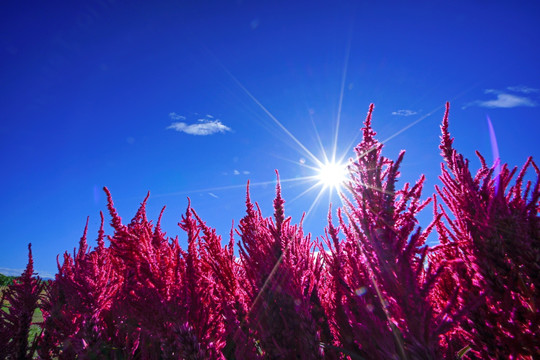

[1,0,539,278]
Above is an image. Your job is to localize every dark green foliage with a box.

[0,274,18,287]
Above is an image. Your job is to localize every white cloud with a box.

[208,192,219,198]
[391,109,417,116]
[224,169,249,176]
[464,86,539,109]
[469,92,537,109]
[167,119,231,136]
[507,85,539,94]
[169,112,186,120]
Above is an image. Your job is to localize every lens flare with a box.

[487,115,501,192]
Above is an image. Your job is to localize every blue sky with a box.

[1,0,539,278]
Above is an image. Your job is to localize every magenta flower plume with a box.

[332,104,465,359]
[38,214,121,359]
[236,174,325,359]
[15,102,538,359]
[435,102,540,358]
[38,188,228,358]
[105,189,225,358]
[0,243,44,360]
[319,207,399,359]
[191,206,256,359]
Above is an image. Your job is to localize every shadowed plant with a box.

[320,104,467,359]
[38,213,122,359]
[236,176,326,359]
[0,244,44,360]
[433,102,540,358]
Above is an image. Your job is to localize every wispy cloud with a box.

[465,87,538,109]
[478,93,536,108]
[223,169,250,176]
[391,109,417,116]
[208,192,219,198]
[167,113,231,136]
[506,85,539,94]
[231,169,250,176]
[169,112,186,120]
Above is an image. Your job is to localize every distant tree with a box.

[0,273,17,287]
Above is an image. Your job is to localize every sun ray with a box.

[202,45,325,168]
[220,69,323,168]
[381,108,445,145]
[332,33,352,163]
[308,107,330,165]
[152,177,313,199]
[344,179,397,198]
[268,153,322,173]
[287,180,321,205]
[304,186,328,221]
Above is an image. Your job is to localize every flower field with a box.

[1,103,538,359]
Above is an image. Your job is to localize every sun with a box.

[315,160,349,191]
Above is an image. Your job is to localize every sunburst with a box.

[315,160,349,192]
[158,45,456,224]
